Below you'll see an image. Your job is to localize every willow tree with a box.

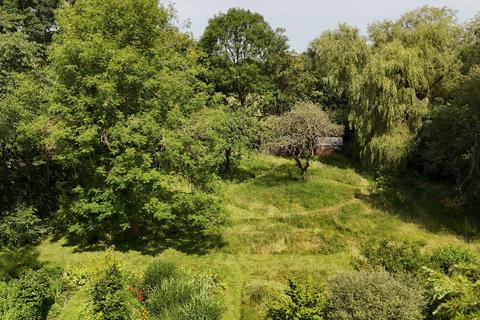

[349,6,462,169]
[307,24,370,121]
[349,42,429,167]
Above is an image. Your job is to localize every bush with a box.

[0,267,60,320]
[91,264,131,320]
[428,246,476,275]
[355,239,426,274]
[143,260,223,320]
[267,277,324,320]
[425,265,480,319]
[0,205,45,249]
[324,269,426,320]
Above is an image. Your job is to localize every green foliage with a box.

[308,7,462,169]
[144,259,178,290]
[0,0,61,45]
[355,239,426,274]
[429,246,477,276]
[265,52,315,115]
[29,0,228,243]
[307,24,369,122]
[264,102,344,179]
[199,8,289,109]
[176,106,262,177]
[143,259,223,320]
[0,205,45,249]
[91,264,131,320]
[0,267,61,320]
[421,16,480,205]
[267,278,324,320]
[324,270,426,320]
[0,71,57,216]
[425,265,480,319]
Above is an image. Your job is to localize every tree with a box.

[199,8,288,108]
[421,15,480,207]
[0,0,62,216]
[0,0,61,45]
[264,102,344,180]
[31,0,226,243]
[349,6,461,169]
[307,24,370,123]
[264,52,315,116]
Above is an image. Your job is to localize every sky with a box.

[168,0,480,52]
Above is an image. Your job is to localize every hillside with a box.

[37,154,479,319]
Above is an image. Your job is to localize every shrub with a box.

[324,269,426,320]
[428,246,476,275]
[267,277,324,320]
[0,205,45,249]
[0,267,59,320]
[425,265,480,319]
[355,239,426,274]
[91,264,131,320]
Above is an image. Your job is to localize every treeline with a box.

[0,0,479,250]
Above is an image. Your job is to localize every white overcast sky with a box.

[166,0,480,52]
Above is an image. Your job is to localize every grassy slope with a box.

[38,154,479,319]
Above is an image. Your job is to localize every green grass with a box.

[37,153,480,319]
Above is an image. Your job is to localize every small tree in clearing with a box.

[264,102,344,180]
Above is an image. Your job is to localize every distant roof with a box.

[316,137,343,150]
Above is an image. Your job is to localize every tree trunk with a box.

[224,147,232,175]
[294,156,310,181]
[461,134,480,193]
[300,167,308,181]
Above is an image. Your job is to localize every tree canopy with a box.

[264,102,344,179]
[199,8,292,111]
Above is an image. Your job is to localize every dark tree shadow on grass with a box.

[0,246,43,281]
[61,230,227,256]
[251,163,303,186]
[355,177,479,241]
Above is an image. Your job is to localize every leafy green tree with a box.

[307,24,370,122]
[0,0,61,45]
[263,52,315,116]
[32,0,226,243]
[351,7,461,169]
[0,0,61,216]
[92,264,131,320]
[264,102,344,180]
[0,72,57,215]
[199,8,288,108]
[421,15,480,206]
[0,205,44,249]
